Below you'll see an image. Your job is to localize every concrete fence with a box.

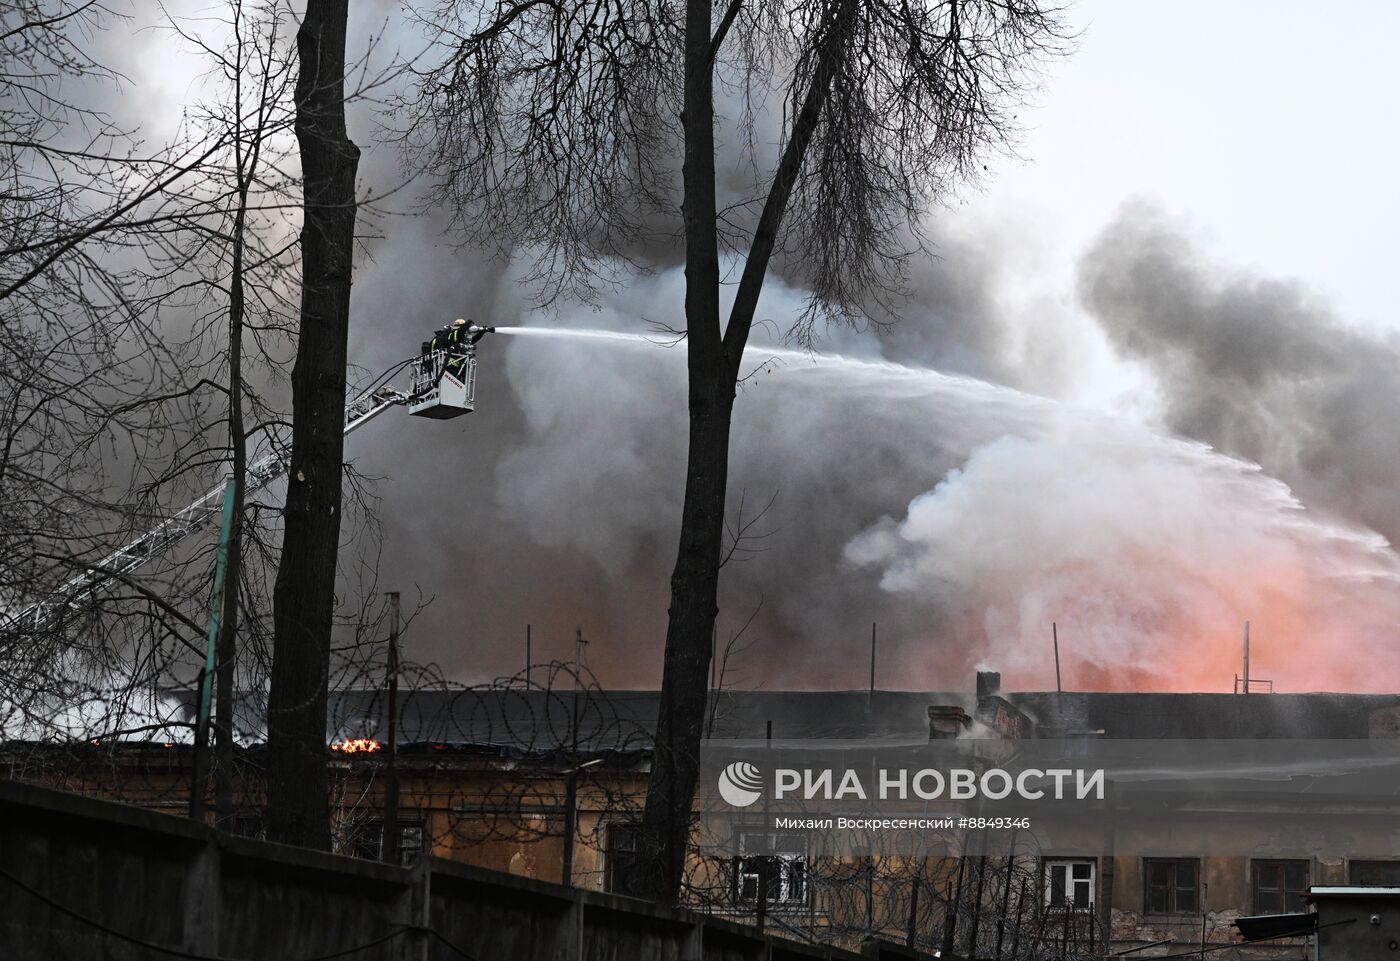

[0,779,953,961]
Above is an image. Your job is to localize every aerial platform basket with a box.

[410,348,476,418]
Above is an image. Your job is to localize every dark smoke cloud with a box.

[1076,203,1400,547]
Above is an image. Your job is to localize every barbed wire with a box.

[0,649,1109,959]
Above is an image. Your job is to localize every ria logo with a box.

[717,761,764,807]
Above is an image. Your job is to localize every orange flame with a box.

[332,738,382,754]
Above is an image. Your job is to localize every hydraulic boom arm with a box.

[7,381,414,633]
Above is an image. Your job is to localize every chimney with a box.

[973,669,1031,739]
[928,705,972,740]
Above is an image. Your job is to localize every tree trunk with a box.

[633,0,729,902]
[638,384,735,897]
[266,0,359,850]
[633,0,849,902]
[214,476,241,827]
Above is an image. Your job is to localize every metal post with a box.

[562,767,577,886]
[995,851,1014,958]
[574,626,587,689]
[1053,621,1063,694]
[190,480,235,821]
[865,859,874,934]
[526,623,531,687]
[943,856,965,957]
[1010,876,1027,959]
[1243,621,1251,694]
[383,591,401,864]
[1101,807,1118,947]
[757,855,769,932]
[1199,880,1209,959]
[968,855,986,955]
[758,718,773,930]
[563,628,585,886]
[906,869,921,946]
[1029,893,1048,956]
[1090,898,1097,953]
[867,622,877,713]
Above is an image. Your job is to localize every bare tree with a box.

[402,0,1066,900]
[0,0,225,732]
[160,0,301,826]
[1,0,297,835]
[2,0,410,849]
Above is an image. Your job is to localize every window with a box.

[396,823,424,864]
[1144,858,1198,914]
[1045,859,1095,912]
[735,831,808,908]
[1252,860,1308,915]
[604,822,645,897]
[1351,861,1400,885]
[348,818,423,865]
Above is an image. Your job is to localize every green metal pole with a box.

[190,479,236,820]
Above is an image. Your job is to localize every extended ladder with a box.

[7,383,413,633]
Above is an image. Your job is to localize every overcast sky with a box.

[974,0,1398,334]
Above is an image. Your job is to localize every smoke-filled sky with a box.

[116,0,1400,693]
